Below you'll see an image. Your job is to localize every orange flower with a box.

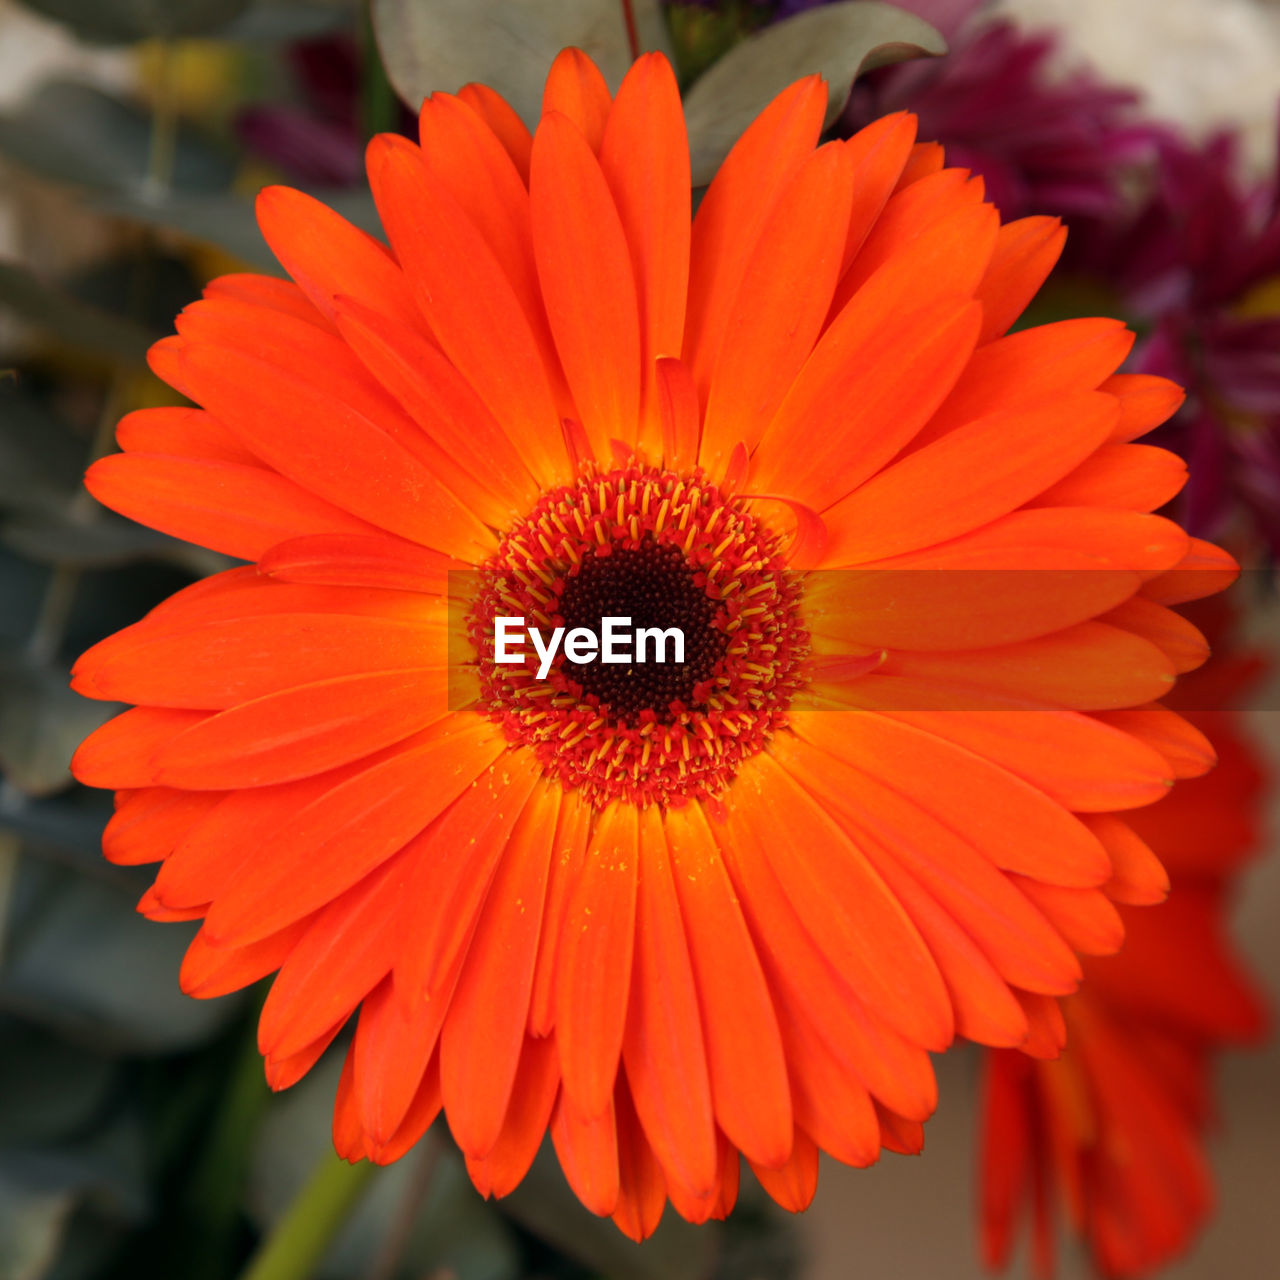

[979,601,1268,1277]
[72,49,1235,1237]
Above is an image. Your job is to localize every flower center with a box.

[469,464,808,807]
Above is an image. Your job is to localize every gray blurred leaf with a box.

[373,0,672,127]
[221,0,356,42]
[92,187,381,273]
[0,392,84,517]
[14,0,252,43]
[0,858,238,1052]
[0,263,156,365]
[1,510,225,575]
[249,1049,519,1280]
[0,788,115,873]
[502,1142,719,1280]
[0,649,115,797]
[0,81,234,195]
[0,1179,71,1280]
[0,1018,117,1146]
[683,1,947,184]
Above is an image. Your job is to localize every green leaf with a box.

[372,0,673,127]
[0,81,234,195]
[682,0,947,184]
[0,262,156,365]
[0,648,115,797]
[0,857,240,1052]
[500,1143,719,1280]
[13,0,253,43]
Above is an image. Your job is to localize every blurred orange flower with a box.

[979,599,1269,1276]
[71,48,1234,1236]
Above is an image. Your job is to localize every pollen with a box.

[470,463,808,806]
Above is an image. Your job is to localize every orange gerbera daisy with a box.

[979,600,1268,1277]
[72,49,1236,1237]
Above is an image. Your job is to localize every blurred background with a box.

[0,2,1277,1278]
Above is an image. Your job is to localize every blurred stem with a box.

[360,2,399,141]
[143,39,179,202]
[621,0,641,61]
[238,1153,377,1280]
[178,994,272,1280]
[362,1138,442,1280]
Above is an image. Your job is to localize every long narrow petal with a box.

[555,802,640,1118]
[531,111,642,456]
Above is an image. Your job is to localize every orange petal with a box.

[528,792,593,1036]
[551,1090,620,1216]
[256,185,420,328]
[366,133,567,488]
[720,815,939,1120]
[791,710,1117,879]
[684,76,827,408]
[1029,444,1187,512]
[837,113,919,271]
[174,339,494,560]
[440,780,559,1160]
[1011,878,1125,957]
[699,142,855,473]
[770,731,1082,997]
[542,48,611,150]
[877,708,1174,814]
[531,111,641,456]
[749,1128,819,1211]
[84,452,378,562]
[457,82,532,181]
[611,1081,668,1241]
[1141,538,1239,605]
[976,215,1066,342]
[203,272,333,330]
[666,802,795,1168]
[599,54,690,452]
[257,533,460,592]
[179,917,310,998]
[464,1033,561,1198]
[333,296,539,519]
[102,786,223,866]
[1085,814,1169,907]
[1100,597,1209,675]
[152,669,451,789]
[115,406,258,465]
[73,610,448,710]
[877,622,1177,711]
[622,806,717,1197]
[722,753,954,1051]
[821,392,1118,564]
[831,169,994,317]
[256,849,414,1058]
[1102,373,1186,443]
[72,706,207,789]
[555,802,639,1118]
[202,718,507,945]
[750,296,980,511]
[915,317,1134,450]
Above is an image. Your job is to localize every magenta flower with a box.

[1071,126,1280,552]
